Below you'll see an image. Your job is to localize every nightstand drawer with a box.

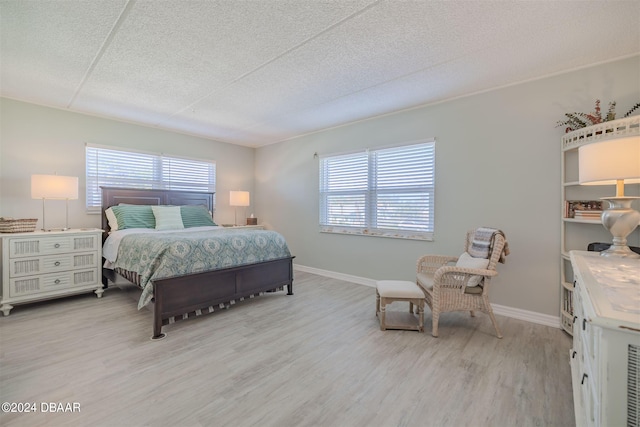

[9,268,99,297]
[9,252,98,277]
[8,234,98,258]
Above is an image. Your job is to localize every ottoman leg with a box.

[417,301,424,332]
[379,298,387,331]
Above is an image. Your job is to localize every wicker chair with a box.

[416,230,506,338]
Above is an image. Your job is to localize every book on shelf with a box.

[574,211,602,219]
[564,200,603,219]
[563,287,573,313]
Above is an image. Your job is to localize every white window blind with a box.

[319,140,435,240]
[85,145,216,213]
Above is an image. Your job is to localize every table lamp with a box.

[229,190,250,226]
[579,136,640,258]
[31,174,79,231]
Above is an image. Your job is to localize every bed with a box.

[100,187,294,339]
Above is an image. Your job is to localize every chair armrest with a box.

[433,266,498,290]
[416,255,458,276]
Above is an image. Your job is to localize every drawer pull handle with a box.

[572,351,577,359]
[54,261,61,266]
[581,373,588,385]
[54,243,60,248]
[582,319,587,330]
[54,279,61,285]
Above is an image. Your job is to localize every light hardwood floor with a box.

[0,271,574,427]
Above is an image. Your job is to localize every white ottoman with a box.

[376,280,425,332]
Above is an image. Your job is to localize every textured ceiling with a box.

[1,0,639,147]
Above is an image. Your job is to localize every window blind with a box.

[319,140,435,240]
[85,145,216,213]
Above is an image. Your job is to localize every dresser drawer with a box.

[9,268,99,297]
[8,252,98,278]
[8,234,98,258]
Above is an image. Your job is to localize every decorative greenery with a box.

[556,100,640,133]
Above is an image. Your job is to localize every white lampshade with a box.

[229,190,250,207]
[578,135,640,258]
[31,175,79,199]
[579,136,640,186]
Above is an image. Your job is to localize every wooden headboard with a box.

[100,187,215,235]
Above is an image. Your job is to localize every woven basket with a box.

[0,218,38,233]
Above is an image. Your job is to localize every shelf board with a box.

[563,181,580,187]
[562,280,574,291]
[563,218,601,224]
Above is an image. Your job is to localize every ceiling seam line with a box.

[66,0,136,109]
[157,0,382,125]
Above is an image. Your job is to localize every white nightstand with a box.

[0,228,103,316]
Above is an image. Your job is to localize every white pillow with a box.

[152,206,184,230]
[456,252,489,287]
[105,207,119,232]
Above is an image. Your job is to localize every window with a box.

[85,144,216,213]
[319,140,435,240]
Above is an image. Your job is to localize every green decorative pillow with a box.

[152,206,184,230]
[110,205,156,230]
[180,205,217,228]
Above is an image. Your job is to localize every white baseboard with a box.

[491,304,561,329]
[293,263,562,329]
[294,264,378,287]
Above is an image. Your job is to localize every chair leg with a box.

[417,302,424,332]
[431,310,439,337]
[379,298,387,331]
[487,308,503,339]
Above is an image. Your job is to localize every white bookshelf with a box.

[559,116,640,335]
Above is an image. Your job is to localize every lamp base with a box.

[600,245,640,258]
[600,196,640,259]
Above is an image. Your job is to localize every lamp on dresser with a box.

[579,135,640,258]
[229,190,250,226]
[31,174,79,231]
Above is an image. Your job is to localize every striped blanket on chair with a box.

[468,227,510,263]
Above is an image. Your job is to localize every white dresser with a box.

[569,251,640,427]
[0,229,103,315]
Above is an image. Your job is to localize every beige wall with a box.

[254,56,640,317]
[0,98,255,228]
[1,57,638,319]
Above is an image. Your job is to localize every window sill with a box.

[319,226,433,241]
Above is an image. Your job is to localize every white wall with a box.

[0,98,255,228]
[255,56,640,317]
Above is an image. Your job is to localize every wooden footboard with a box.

[151,256,294,339]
